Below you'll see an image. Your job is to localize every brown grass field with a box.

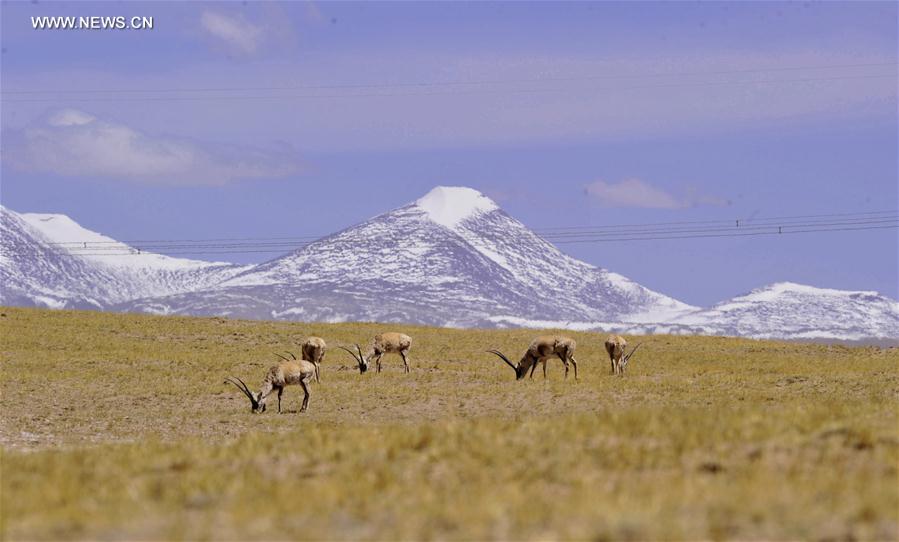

[1,306,897,540]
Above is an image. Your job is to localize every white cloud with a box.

[584,179,729,209]
[47,109,96,127]
[200,11,262,54]
[7,110,301,185]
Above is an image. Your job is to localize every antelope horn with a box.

[285,351,297,360]
[233,376,254,397]
[273,352,291,362]
[224,376,255,403]
[486,349,516,371]
[235,376,256,398]
[337,345,363,365]
[355,344,365,363]
[624,342,643,362]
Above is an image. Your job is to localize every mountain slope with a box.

[420,188,694,322]
[484,282,899,342]
[668,282,899,340]
[20,212,251,300]
[122,187,694,325]
[1,206,122,309]
[1,206,249,308]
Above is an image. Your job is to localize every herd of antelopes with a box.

[225,332,642,414]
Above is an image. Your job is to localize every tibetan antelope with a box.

[488,335,579,380]
[224,352,315,413]
[604,335,642,375]
[339,332,413,373]
[301,336,327,383]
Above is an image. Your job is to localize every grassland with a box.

[1,306,896,540]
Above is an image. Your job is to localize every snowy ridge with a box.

[2,187,897,342]
[1,205,250,307]
[21,213,228,272]
[1,206,118,309]
[488,280,899,341]
[668,282,899,340]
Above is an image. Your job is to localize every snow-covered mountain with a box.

[484,283,899,341]
[121,187,695,325]
[2,188,897,342]
[1,206,249,308]
[1,206,120,309]
[665,282,899,341]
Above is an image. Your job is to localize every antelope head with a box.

[338,344,368,373]
[486,349,528,380]
[621,343,642,372]
[224,376,265,413]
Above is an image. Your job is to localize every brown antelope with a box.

[604,334,642,375]
[301,336,326,383]
[488,335,579,380]
[224,352,316,413]
[339,332,413,373]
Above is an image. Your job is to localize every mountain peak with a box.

[414,186,498,229]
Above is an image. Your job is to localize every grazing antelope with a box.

[488,335,579,380]
[224,352,315,413]
[301,336,327,383]
[339,332,413,373]
[604,335,642,375]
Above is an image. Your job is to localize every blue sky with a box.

[1,1,896,306]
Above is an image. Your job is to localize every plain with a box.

[1,307,896,540]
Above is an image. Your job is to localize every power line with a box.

[46,208,899,243]
[553,224,898,244]
[56,221,898,256]
[539,217,899,239]
[46,210,898,251]
[3,61,894,95]
[3,73,894,104]
[56,218,898,252]
[534,209,899,232]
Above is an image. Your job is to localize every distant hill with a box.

[2,187,896,342]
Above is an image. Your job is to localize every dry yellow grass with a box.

[1,306,897,540]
